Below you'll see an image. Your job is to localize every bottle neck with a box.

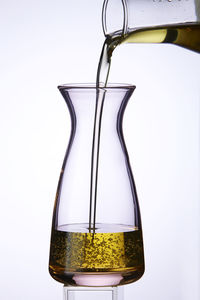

[102,0,128,36]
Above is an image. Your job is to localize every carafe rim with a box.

[58,83,136,92]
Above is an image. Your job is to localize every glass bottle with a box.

[102,0,200,53]
[103,0,200,35]
[49,84,145,287]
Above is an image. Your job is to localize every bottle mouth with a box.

[58,83,136,92]
[102,0,128,36]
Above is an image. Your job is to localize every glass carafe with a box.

[102,0,200,52]
[49,84,144,287]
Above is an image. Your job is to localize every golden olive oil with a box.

[49,224,144,286]
[110,24,200,56]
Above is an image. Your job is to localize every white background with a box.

[0,0,200,299]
